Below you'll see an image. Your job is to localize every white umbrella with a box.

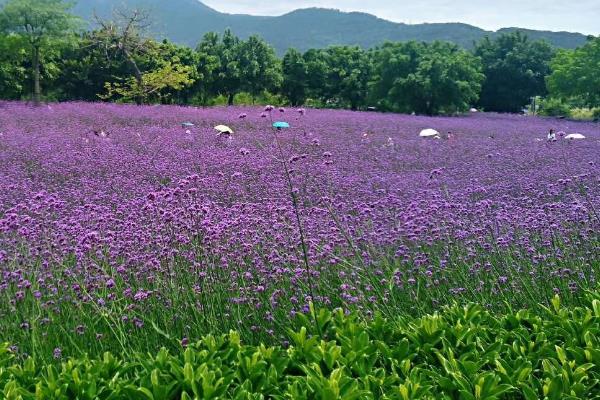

[419,128,440,138]
[214,125,233,134]
[470,108,478,113]
[564,133,586,140]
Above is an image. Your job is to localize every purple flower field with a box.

[0,101,599,358]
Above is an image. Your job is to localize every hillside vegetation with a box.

[71,0,588,53]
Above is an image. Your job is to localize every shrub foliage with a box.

[2,294,600,399]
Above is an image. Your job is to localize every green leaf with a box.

[555,346,568,365]
[592,300,600,317]
[551,295,561,313]
[544,376,564,400]
[521,384,539,400]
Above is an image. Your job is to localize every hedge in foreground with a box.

[2,295,600,399]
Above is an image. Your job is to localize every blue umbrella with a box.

[181,122,195,128]
[273,121,290,129]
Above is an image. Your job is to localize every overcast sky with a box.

[201,0,599,35]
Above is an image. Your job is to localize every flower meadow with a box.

[0,101,599,362]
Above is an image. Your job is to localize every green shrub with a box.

[568,107,600,121]
[538,97,572,117]
[2,293,600,399]
[571,108,595,120]
[188,91,284,107]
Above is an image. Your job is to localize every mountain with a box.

[72,0,589,54]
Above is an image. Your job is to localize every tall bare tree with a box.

[92,8,155,105]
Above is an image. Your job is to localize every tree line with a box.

[0,0,598,116]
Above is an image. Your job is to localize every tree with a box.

[323,46,371,110]
[79,10,197,105]
[368,41,422,111]
[370,41,483,115]
[54,32,197,103]
[55,32,131,101]
[155,40,200,104]
[475,32,555,113]
[237,35,281,102]
[547,36,600,108]
[218,29,243,106]
[195,30,280,106]
[0,33,28,99]
[91,8,157,105]
[282,48,308,105]
[297,46,370,109]
[194,32,223,105]
[0,0,79,104]
[407,42,483,115]
[101,61,195,104]
[303,49,328,103]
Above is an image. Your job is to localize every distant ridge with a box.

[72,0,589,54]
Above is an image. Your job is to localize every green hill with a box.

[72,0,589,54]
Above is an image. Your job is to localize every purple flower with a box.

[0,101,597,340]
[53,347,62,360]
[134,290,150,302]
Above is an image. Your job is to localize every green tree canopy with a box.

[546,36,600,108]
[0,0,79,104]
[302,48,328,103]
[370,41,483,115]
[217,29,243,106]
[194,32,224,105]
[474,32,555,113]
[147,40,200,104]
[101,61,194,104]
[294,46,370,109]
[282,48,308,106]
[0,33,28,99]
[237,35,282,102]
[196,30,281,105]
[55,34,199,104]
[91,8,159,105]
[323,46,371,110]
[56,31,130,101]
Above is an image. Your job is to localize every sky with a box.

[201,0,600,35]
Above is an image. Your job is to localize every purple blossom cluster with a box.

[0,101,598,331]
